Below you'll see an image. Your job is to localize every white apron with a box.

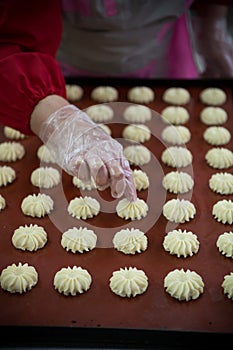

[57,0,198,78]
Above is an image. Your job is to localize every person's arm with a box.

[0,1,136,201]
[191,0,233,78]
[0,0,66,134]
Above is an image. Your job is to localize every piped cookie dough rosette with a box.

[162,171,194,194]
[85,104,114,123]
[67,196,100,220]
[163,199,196,223]
[216,231,233,258]
[37,145,56,164]
[161,125,191,145]
[161,146,193,168]
[162,87,190,105]
[91,86,118,102]
[122,124,151,143]
[4,126,26,140]
[123,145,151,166]
[200,87,227,106]
[30,166,61,189]
[161,106,190,125]
[113,228,148,254]
[132,170,149,191]
[205,147,233,169]
[212,200,233,224]
[21,193,54,218]
[164,268,204,301]
[61,227,97,253]
[12,224,47,251]
[200,107,228,125]
[123,105,152,123]
[54,266,92,296]
[163,229,199,258]
[0,142,25,162]
[66,84,83,102]
[209,172,233,195]
[222,273,233,300]
[0,166,16,187]
[203,126,231,146]
[109,266,148,297]
[0,262,38,294]
[116,198,148,220]
[127,86,154,103]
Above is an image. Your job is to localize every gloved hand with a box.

[192,4,233,78]
[39,104,137,202]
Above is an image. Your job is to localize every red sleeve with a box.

[0,0,67,135]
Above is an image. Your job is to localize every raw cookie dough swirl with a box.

[12,224,47,251]
[109,266,148,297]
[0,142,25,162]
[164,268,204,301]
[4,126,26,140]
[113,228,148,254]
[209,172,233,195]
[163,199,196,223]
[0,262,38,293]
[200,107,228,125]
[132,170,149,191]
[161,147,193,168]
[161,106,190,125]
[116,198,148,220]
[61,227,97,253]
[203,126,231,146]
[162,87,190,105]
[66,84,83,102]
[161,125,191,145]
[30,166,60,189]
[21,193,54,218]
[54,266,92,296]
[124,145,151,166]
[91,86,118,102]
[212,200,233,224]
[123,105,152,123]
[86,105,114,122]
[163,229,199,257]
[162,171,194,194]
[222,272,233,299]
[67,196,100,220]
[127,86,154,103]
[205,147,233,169]
[37,145,56,163]
[122,124,151,143]
[200,87,226,106]
[216,231,233,258]
[0,166,16,186]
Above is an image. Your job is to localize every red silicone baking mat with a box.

[0,80,232,337]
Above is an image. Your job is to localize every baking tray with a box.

[0,78,233,348]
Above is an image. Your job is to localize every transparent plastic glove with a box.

[39,104,137,202]
[193,12,233,78]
